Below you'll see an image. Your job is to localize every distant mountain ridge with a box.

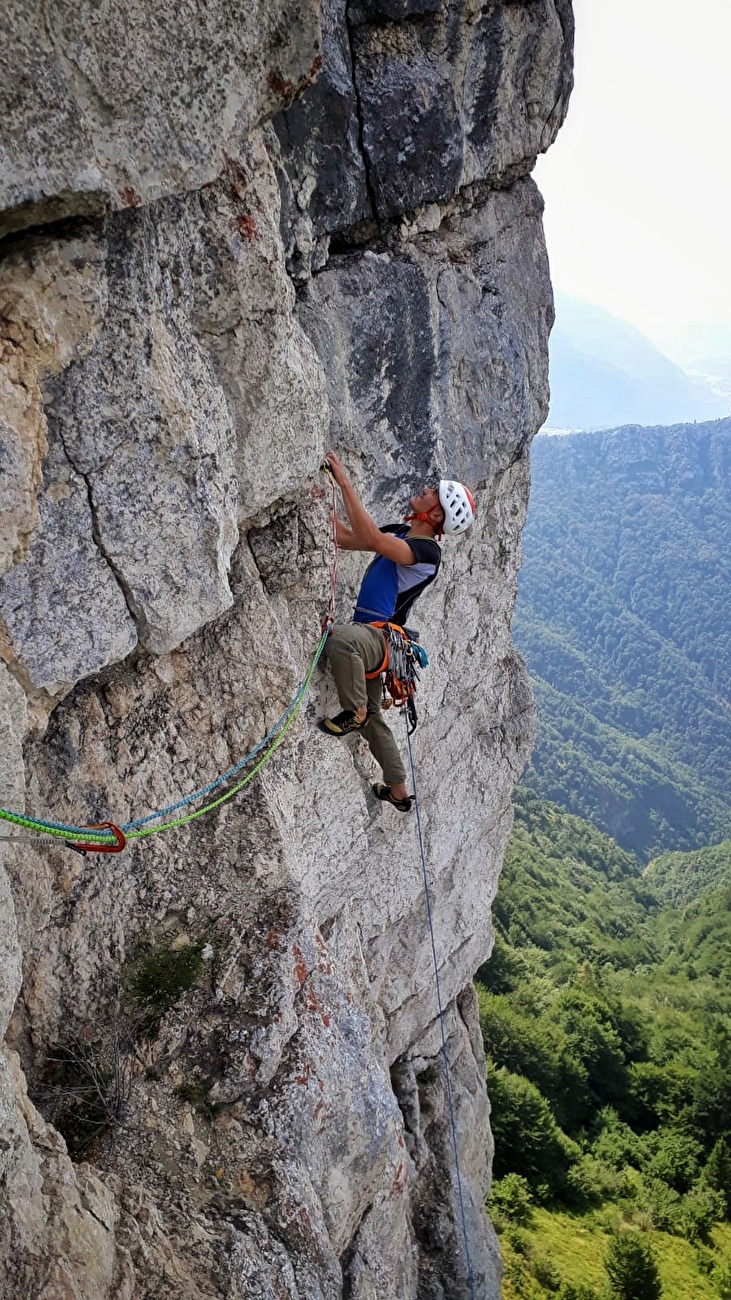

[548,295,730,430]
[515,419,731,859]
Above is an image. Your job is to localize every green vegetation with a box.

[177,1076,221,1121]
[482,790,731,1296]
[126,936,206,1030]
[605,1230,662,1299]
[645,841,731,909]
[36,932,211,1158]
[515,423,731,860]
[498,1208,731,1300]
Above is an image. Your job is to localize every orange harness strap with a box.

[364,621,408,680]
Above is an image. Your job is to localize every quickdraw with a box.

[365,622,429,735]
[68,823,127,856]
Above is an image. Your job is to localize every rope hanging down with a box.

[0,469,340,852]
[405,716,476,1299]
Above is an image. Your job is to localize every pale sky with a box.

[534,0,731,362]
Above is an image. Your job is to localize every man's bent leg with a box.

[325,624,386,715]
[363,675,407,788]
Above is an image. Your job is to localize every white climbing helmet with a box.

[438,479,476,535]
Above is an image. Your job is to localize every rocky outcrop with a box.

[0,2,572,1296]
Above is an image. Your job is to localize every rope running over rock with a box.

[0,471,339,849]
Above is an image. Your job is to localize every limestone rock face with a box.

[0,1,572,1296]
[273,0,573,277]
[0,0,322,237]
[0,131,326,703]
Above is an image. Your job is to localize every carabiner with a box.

[70,822,127,855]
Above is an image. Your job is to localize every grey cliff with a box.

[0,2,573,1297]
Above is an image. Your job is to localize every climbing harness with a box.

[364,621,428,734]
[404,714,476,1298]
[0,464,339,855]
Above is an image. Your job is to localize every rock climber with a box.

[319,451,475,812]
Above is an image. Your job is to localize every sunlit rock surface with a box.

[0,1,572,1295]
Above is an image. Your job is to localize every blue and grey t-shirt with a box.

[353,525,441,626]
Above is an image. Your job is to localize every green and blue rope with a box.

[0,629,329,847]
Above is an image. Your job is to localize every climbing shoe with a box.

[318,710,366,737]
[372,783,414,813]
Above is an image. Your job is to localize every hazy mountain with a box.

[514,419,731,859]
[547,294,730,430]
[665,322,731,396]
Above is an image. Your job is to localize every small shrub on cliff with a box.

[126,936,205,1030]
[40,1029,132,1159]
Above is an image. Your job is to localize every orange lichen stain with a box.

[303,986,320,1013]
[292,943,308,988]
[120,186,142,208]
[234,213,258,240]
[268,69,297,100]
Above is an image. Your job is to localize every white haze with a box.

[534,0,731,368]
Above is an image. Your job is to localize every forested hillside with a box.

[645,841,731,909]
[480,790,731,1299]
[514,420,731,860]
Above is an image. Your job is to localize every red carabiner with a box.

[72,822,126,855]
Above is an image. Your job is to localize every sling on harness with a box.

[364,622,429,735]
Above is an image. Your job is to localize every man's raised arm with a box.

[325,452,415,565]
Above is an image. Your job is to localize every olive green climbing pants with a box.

[324,623,407,788]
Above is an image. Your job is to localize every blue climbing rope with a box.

[121,681,307,831]
[404,717,476,1300]
[0,638,328,846]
